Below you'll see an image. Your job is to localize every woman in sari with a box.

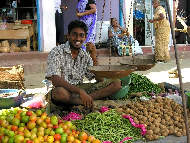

[76,0,97,65]
[108,18,134,56]
[149,0,170,63]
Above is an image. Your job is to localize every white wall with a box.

[124,0,133,36]
[41,0,56,52]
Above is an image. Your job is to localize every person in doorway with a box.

[108,18,134,56]
[149,0,170,63]
[45,20,121,109]
[55,0,65,45]
[76,0,97,65]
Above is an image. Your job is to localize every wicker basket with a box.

[20,46,30,52]
[0,80,23,89]
[0,65,24,89]
[0,46,10,53]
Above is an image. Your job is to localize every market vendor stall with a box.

[0,22,36,52]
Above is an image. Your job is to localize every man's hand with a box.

[76,12,83,17]
[79,89,93,108]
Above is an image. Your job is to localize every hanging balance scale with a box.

[89,0,155,79]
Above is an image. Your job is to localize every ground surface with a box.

[23,55,190,143]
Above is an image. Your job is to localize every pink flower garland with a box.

[62,112,82,121]
[122,115,147,136]
[100,106,147,143]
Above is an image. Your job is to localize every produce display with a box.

[120,97,186,141]
[128,73,162,97]
[0,107,101,143]
[73,109,143,143]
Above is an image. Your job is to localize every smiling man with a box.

[45,20,121,109]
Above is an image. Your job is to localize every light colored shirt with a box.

[46,41,94,85]
[55,0,62,13]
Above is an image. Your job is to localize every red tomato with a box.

[53,125,59,129]
[0,135,4,140]
[54,134,61,140]
[26,140,34,143]
[79,132,88,141]
[11,125,18,131]
[26,111,33,116]
[58,119,63,124]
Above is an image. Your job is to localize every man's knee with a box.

[112,80,122,90]
[53,87,70,102]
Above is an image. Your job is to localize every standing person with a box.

[46,20,121,109]
[55,0,65,45]
[149,0,171,63]
[76,0,97,65]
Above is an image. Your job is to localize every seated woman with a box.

[108,18,133,56]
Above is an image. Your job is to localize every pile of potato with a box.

[120,97,187,141]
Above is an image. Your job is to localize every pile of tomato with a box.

[0,108,101,143]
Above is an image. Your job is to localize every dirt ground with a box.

[24,57,190,91]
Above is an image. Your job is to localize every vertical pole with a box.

[166,0,190,143]
[36,0,41,51]
[119,0,124,27]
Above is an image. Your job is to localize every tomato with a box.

[92,139,101,143]
[54,134,61,140]
[0,135,3,140]
[12,118,20,126]
[8,130,15,137]
[74,139,81,143]
[53,125,59,129]
[36,118,43,125]
[35,109,42,116]
[14,135,24,142]
[64,121,73,129]
[58,119,63,124]
[21,116,29,123]
[41,112,48,120]
[11,125,18,131]
[47,136,54,143]
[55,127,63,134]
[27,121,36,130]
[60,133,67,143]
[79,132,88,141]
[26,140,34,143]
[50,116,58,125]
[29,115,37,122]
[26,111,33,116]
[45,117,51,124]
[88,136,95,142]
[67,135,75,142]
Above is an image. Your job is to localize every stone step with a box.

[0,45,189,75]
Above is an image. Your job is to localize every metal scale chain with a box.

[143,0,154,52]
[119,0,133,57]
[108,0,112,67]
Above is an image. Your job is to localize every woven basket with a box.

[0,65,24,81]
[0,65,24,89]
[0,80,24,89]
[0,46,10,53]
[20,46,30,52]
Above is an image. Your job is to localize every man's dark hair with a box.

[68,20,88,35]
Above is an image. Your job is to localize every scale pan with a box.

[120,56,155,71]
[88,65,137,79]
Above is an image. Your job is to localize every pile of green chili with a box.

[72,109,142,142]
[129,73,162,94]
